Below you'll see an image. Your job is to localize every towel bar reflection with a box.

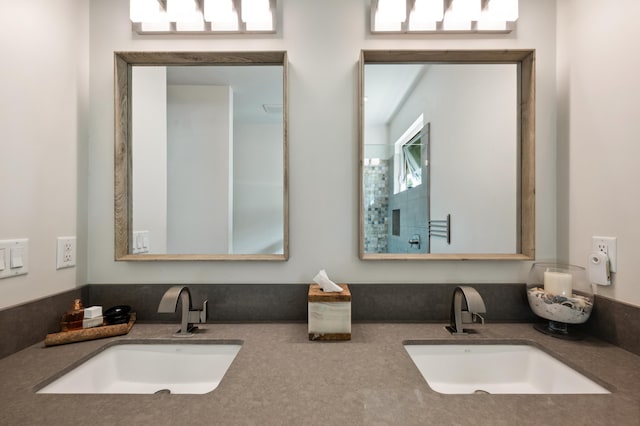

[428,214,451,244]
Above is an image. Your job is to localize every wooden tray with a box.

[44,313,136,347]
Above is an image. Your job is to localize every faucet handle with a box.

[200,300,208,323]
[472,312,485,325]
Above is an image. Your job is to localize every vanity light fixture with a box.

[130,0,275,34]
[374,0,407,32]
[409,0,444,31]
[442,0,480,31]
[204,0,239,31]
[130,0,165,22]
[371,0,518,33]
[478,0,518,30]
[167,0,205,31]
[130,0,171,31]
[167,0,201,22]
[241,0,273,31]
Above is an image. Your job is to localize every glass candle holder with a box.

[526,263,594,339]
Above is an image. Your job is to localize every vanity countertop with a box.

[1,323,639,425]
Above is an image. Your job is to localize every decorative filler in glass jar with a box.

[526,263,593,340]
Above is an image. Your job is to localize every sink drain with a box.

[473,389,490,395]
[154,389,171,395]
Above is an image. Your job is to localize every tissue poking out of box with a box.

[308,284,351,341]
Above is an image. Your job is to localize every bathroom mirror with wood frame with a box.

[359,49,535,260]
[115,51,288,261]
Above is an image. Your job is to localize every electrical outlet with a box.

[592,236,617,273]
[56,237,76,269]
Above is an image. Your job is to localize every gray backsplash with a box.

[0,286,89,359]
[1,283,638,359]
[582,295,640,356]
[87,283,535,323]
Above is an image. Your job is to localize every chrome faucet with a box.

[158,286,208,337]
[446,286,486,335]
[408,235,421,249]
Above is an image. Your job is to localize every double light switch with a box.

[0,239,28,279]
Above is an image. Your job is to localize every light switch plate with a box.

[132,230,150,254]
[0,239,29,279]
[10,246,24,268]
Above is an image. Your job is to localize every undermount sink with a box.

[37,341,242,395]
[404,342,610,395]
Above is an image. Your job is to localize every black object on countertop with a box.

[104,305,131,325]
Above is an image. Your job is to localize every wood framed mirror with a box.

[359,50,535,260]
[115,51,288,261]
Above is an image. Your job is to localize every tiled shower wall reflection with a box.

[363,160,390,253]
[388,183,429,253]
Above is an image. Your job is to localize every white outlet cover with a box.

[56,237,76,269]
[591,236,617,273]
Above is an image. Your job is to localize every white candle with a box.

[544,271,573,296]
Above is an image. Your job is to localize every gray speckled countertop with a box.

[1,323,639,425]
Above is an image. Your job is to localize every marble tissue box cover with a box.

[308,284,351,341]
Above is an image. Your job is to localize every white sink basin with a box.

[37,341,242,394]
[404,343,610,394]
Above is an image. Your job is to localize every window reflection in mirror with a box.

[359,50,535,260]
[393,114,425,194]
[115,52,288,261]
